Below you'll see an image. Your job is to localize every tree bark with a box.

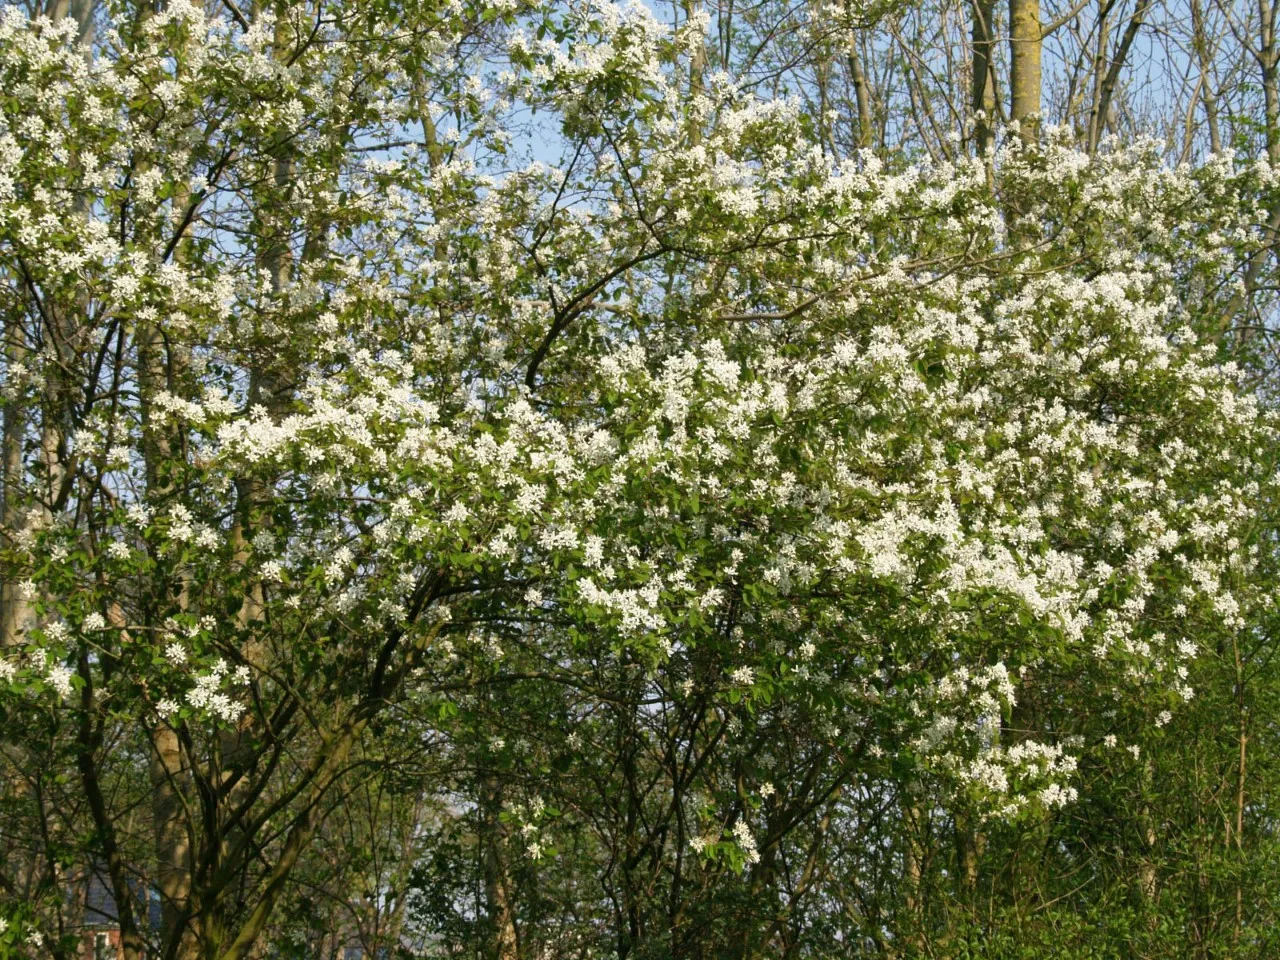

[1009,0,1043,140]
[971,0,999,153]
[1088,0,1153,152]
[481,775,519,960]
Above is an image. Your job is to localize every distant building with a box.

[76,868,162,960]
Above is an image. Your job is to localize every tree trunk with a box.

[1009,0,1043,140]
[1260,0,1279,164]
[481,776,519,960]
[970,0,998,153]
[1088,0,1152,152]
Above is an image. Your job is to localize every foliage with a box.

[0,0,1278,958]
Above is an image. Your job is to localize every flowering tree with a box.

[0,0,1276,958]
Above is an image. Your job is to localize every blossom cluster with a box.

[0,0,1274,881]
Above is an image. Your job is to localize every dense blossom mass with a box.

[0,0,1277,956]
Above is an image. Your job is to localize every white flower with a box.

[1040,783,1078,808]
[83,612,106,631]
[47,665,73,698]
[732,819,761,866]
[157,698,181,718]
[759,781,775,799]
